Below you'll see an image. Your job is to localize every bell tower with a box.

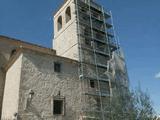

[53,0,79,60]
[53,0,128,119]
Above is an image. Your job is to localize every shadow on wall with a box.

[0,52,7,119]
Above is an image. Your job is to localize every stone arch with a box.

[65,6,71,23]
[57,16,62,31]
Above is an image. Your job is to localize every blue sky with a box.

[0,0,160,114]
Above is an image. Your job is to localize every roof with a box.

[0,35,56,56]
[0,35,78,71]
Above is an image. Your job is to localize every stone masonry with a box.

[1,49,84,120]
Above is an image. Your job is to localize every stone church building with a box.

[0,0,129,120]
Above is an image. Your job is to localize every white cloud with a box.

[155,72,160,79]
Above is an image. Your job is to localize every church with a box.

[0,0,129,120]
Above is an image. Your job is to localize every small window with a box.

[54,62,61,72]
[57,16,62,31]
[65,7,71,23]
[53,99,64,115]
[90,80,95,88]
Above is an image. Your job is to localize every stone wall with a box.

[17,50,82,120]
[1,54,23,120]
[53,0,79,61]
[0,70,5,119]
[0,53,7,118]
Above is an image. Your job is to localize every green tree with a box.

[110,85,155,120]
[110,85,136,120]
[133,88,155,120]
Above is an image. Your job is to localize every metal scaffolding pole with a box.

[88,0,105,119]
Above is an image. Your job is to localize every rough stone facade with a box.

[1,49,83,120]
[0,36,57,119]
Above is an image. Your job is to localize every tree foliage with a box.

[110,85,155,120]
[133,88,155,120]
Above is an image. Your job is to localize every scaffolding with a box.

[75,0,120,119]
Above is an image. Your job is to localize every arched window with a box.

[65,7,71,23]
[57,16,62,31]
